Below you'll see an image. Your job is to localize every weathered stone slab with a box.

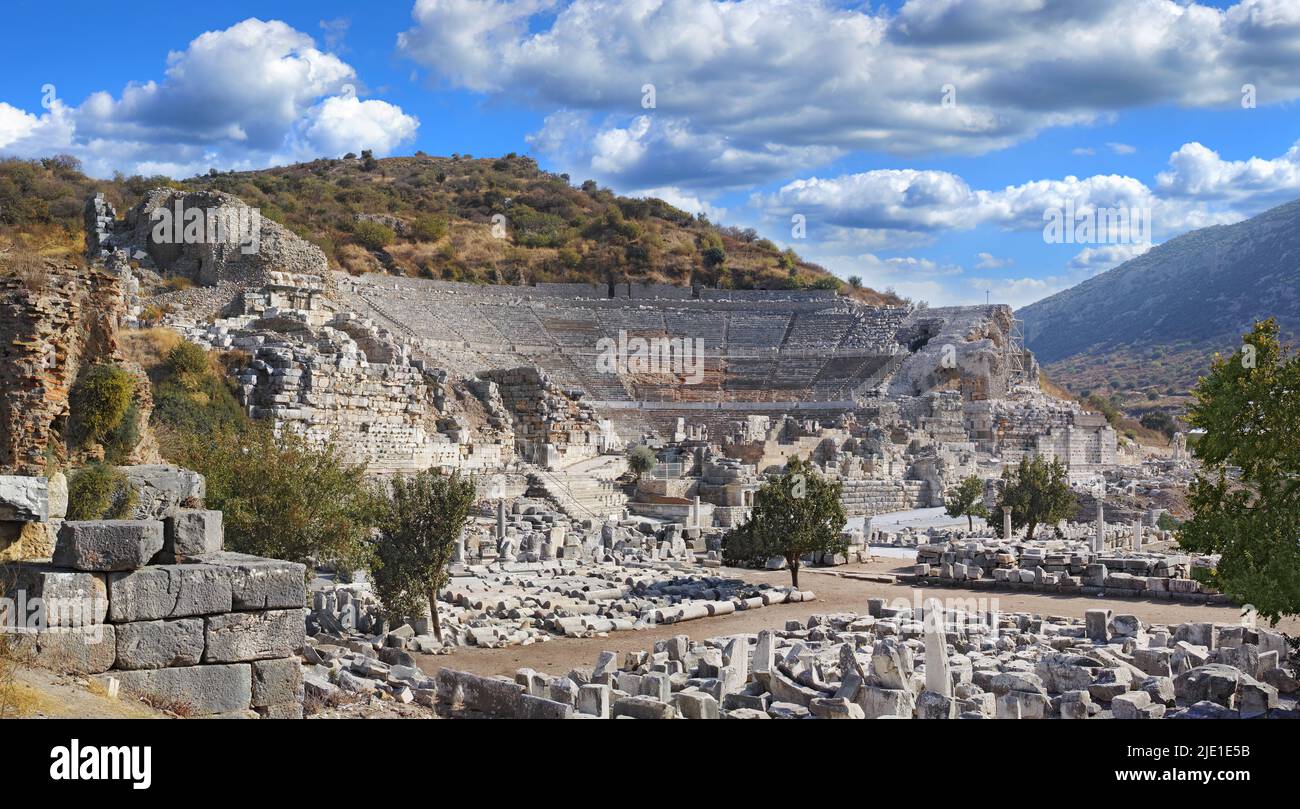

[251,657,304,717]
[95,662,252,715]
[436,668,525,716]
[160,509,223,562]
[2,562,107,627]
[612,695,677,719]
[115,618,205,670]
[52,521,164,571]
[198,552,305,609]
[119,465,205,519]
[19,625,116,675]
[108,564,233,622]
[0,476,48,521]
[203,608,305,663]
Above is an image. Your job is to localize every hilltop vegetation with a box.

[0,153,900,304]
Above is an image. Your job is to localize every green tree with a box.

[627,445,656,481]
[722,457,846,588]
[411,213,449,242]
[370,469,477,641]
[995,456,1073,541]
[1180,319,1300,623]
[170,422,375,572]
[944,474,989,531]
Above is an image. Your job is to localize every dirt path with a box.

[420,560,1299,679]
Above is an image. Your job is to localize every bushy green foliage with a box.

[352,220,395,251]
[1139,410,1178,438]
[67,463,137,520]
[169,422,376,572]
[69,364,134,448]
[944,475,989,531]
[370,469,477,640]
[151,344,248,437]
[626,445,657,480]
[995,456,1074,541]
[410,213,449,242]
[721,457,846,588]
[1181,319,1300,623]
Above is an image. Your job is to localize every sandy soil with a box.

[421,559,1300,679]
[3,667,166,719]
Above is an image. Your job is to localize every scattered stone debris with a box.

[430,603,1296,719]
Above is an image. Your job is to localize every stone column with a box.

[693,495,702,529]
[1131,520,1143,550]
[1093,496,1105,554]
[923,600,953,698]
[497,499,506,540]
[1002,507,1012,541]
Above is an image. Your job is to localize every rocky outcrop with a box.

[89,188,329,289]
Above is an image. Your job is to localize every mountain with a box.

[0,154,900,305]
[1018,198,1300,398]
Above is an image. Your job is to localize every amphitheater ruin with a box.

[1,189,1292,720]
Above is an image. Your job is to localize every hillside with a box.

[1018,197,1300,398]
[0,154,900,304]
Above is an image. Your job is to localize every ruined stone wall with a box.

[480,367,610,466]
[0,266,123,476]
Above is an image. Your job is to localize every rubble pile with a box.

[309,559,816,652]
[430,603,1296,719]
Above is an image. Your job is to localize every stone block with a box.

[161,509,223,561]
[52,521,164,571]
[19,625,116,675]
[517,693,573,719]
[612,695,677,719]
[96,663,252,716]
[115,618,205,669]
[119,465,205,519]
[199,552,306,609]
[251,657,304,710]
[578,683,611,718]
[673,690,721,719]
[0,476,48,521]
[204,608,305,663]
[2,562,107,626]
[107,564,233,622]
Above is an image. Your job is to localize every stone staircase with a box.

[527,462,629,521]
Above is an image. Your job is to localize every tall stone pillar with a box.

[1131,520,1143,550]
[497,499,506,540]
[923,600,953,698]
[1093,496,1105,554]
[694,496,702,529]
[1002,507,1013,541]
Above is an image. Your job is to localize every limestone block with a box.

[95,662,252,716]
[0,476,48,521]
[251,657,305,715]
[612,695,677,719]
[161,509,223,561]
[2,562,107,626]
[203,608,305,663]
[52,521,164,571]
[107,564,233,622]
[115,618,205,670]
[199,552,306,609]
[19,625,116,675]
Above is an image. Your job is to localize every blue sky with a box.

[3,0,1299,308]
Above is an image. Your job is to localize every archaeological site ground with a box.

[2,0,1298,791]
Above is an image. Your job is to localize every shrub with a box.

[69,364,134,448]
[352,220,395,251]
[169,422,376,571]
[410,213,449,242]
[67,463,137,520]
[166,341,209,388]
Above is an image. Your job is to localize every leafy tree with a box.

[1139,410,1177,438]
[722,457,846,588]
[169,422,375,573]
[848,275,863,289]
[411,213,449,242]
[627,445,656,481]
[944,474,989,531]
[995,456,1073,541]
[370,469,477,641]
[1180,319,1300,623]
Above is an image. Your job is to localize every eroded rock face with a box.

[94,188,329,288]
[0,264,127,476]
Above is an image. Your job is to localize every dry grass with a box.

[120,327,183,372]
